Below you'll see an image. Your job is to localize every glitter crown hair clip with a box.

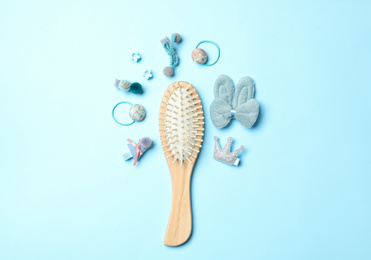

[213,136,244,166]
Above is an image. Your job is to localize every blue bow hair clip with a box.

[210,74,259,128]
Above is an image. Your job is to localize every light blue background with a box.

[1,0,371,259]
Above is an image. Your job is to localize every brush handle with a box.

[164,165,192,246]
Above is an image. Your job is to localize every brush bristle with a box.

[159,82,204,166]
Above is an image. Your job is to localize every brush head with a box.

[159,81,204,167]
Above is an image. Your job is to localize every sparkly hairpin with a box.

[213,136,244,166]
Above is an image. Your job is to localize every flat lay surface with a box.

[1,0,371,259]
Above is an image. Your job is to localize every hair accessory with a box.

[192,41,220,66]
[143,69,153,80]
[159,81,204,246]
[129,104,146,121]
[131,52,141,62]
[210,74,259,128]
[114,79,143,94]
[130,82,143,94]
[112,101,146,126]
[114,79,131,91]
[123,137,153,166]
[213,136,244,166]
[160,33,182,77]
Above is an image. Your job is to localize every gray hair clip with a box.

[210,74,259,128]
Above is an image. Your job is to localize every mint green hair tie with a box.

[192,40,220,66]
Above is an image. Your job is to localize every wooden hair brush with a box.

[159,81,204,246]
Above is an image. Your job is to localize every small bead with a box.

[140,137,152,150]
[163,66,174,77]
[174,33,182,43]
